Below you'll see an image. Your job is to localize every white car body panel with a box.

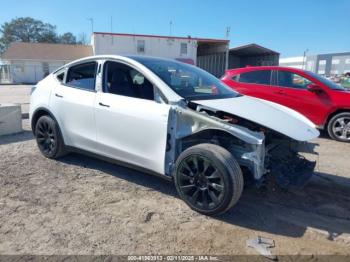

[193,96,320,141]
[29,75,54,123]
[30,55,319,179]
[50,82,97,150]
[94,92,170,174]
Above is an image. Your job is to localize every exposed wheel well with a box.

[179,129,244,153]
[177,129,255,180]
[326,109,350,128]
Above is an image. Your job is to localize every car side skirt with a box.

[65,146,173,182]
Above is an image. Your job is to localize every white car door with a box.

[94,61,171,175]
[50,61,98,151]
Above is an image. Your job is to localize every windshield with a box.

[307,71,346,90]
[131,56,239,100]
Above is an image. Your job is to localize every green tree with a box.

[77,32,88,45]
[0,17,80,54]
[0,17,58,52]
[59,32,77,44]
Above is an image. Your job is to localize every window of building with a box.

[103,61,154,100]
[180,43,188,55]
[319,60,326,66]
[332,59,340,65]
[330,70,339,75]
[318,70,325,75]
[137,40,145,53]
[345,59,350,64]
[238,70,272,85]
[306,61,314,71]
[66,62,97,91]
[277,71,312,89]
[14,64,24,73]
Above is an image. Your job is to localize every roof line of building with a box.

[1,58,72,62]
[93,32,230,43]
[229,43,280,55]
[317,51,350,57]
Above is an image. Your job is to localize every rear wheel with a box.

[35,115,66,158]
[174,143,243,215]
[327,112,350,142]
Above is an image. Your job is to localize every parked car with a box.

[30,56,319,215]
[222,66,350,142]
[341,75,350,89]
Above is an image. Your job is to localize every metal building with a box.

[228,44,280,69]
[280,52,350,76]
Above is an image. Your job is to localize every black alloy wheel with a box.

[35,115,66,158]
[174,143,243,215]
[177,155,225,210]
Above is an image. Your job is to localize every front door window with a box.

[277,71,312,89]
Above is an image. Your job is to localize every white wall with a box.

[279,56,304,69]
[5,60,66,83]
[92,33,198,64]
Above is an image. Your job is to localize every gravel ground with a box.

[0,85,350,257]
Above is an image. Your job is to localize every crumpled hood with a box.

[193,96,320,141]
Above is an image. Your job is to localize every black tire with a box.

[35,115,66,158]
[174,143,243,215]
[327,112,350,142]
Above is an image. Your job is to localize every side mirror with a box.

[307,83,323,92]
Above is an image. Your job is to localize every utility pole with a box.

[225,26,231,71]
[302,48,309,70]
[87,18,94,35]
[110,16,113,32]
[169,21,173,36]
[110,16,114,44]
[226,26,231,39]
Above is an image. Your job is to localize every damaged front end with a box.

[266,140,317,188]
[166,101,317,189]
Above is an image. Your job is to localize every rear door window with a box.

[238,70,272,85]
[66,62,97,91]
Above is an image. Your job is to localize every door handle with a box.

[273,90,285,95]
[99,102,110,108]
[55,93,63,98]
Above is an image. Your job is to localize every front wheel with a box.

[327,112,350,142]
[174,143,244,215]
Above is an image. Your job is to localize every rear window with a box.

[66,62,97,91]
[238,70,272,85]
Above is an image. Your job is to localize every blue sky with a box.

[1,0,349,57]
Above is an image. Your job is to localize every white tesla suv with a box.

[30,55,319,215]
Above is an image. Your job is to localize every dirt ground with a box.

[0,85,350,257]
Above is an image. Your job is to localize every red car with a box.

[222,66,350,142]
